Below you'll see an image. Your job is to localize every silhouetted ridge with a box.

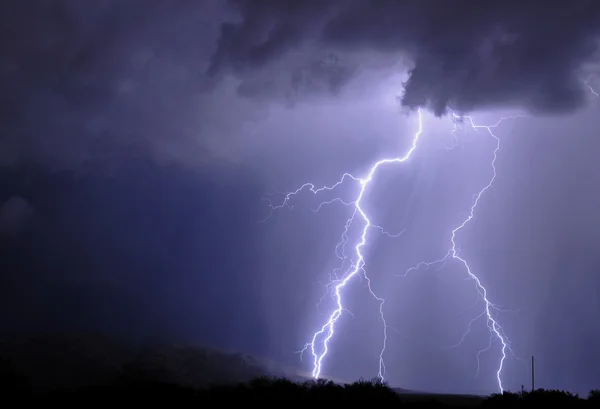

[25,378,600,406]
[0,333,286,392]
[1,333,598,406]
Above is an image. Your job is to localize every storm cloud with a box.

[0,0,229,169]
[209,0,600,115]
[2,0,599,171]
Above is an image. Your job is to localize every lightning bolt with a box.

[399,111,524,393]
[265,109,423,382]
[263,106,523,393]
[585,76,599,98]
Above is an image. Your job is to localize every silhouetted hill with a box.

[0,333,293,392]
[1,332,598,407]
[0,333,130,391]
[16,377,600,407]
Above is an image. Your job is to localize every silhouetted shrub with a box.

[483,391,521,408]
[34,376,405,405]
[197,376,403,404]
[13,375,600,407]
[483,388,591,408]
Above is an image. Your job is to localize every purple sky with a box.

[1,0,600,396]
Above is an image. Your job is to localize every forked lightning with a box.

[265,107,524,392]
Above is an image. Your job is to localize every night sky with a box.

[1,0,600,396]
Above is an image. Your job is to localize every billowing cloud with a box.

[0,0,230,169]
[2,0,599,172]
[209,0,600,115]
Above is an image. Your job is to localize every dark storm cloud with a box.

[210,0,600,115]
[207,0,356,104]
[233,53,356,108]
[0,0,362,169]
[0,0,228,169]
[3,0,599,170]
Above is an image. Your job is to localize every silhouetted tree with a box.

[484,388,588,408]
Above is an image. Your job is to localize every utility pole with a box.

[531,355,535,392]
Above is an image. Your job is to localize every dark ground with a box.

[0,333,597,406]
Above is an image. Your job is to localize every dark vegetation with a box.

[0,334,597,406]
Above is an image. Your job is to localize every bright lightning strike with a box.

[400,111,525,393]
[585,76,599,98]
[263,106,523,393]
[266,109,424,382]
